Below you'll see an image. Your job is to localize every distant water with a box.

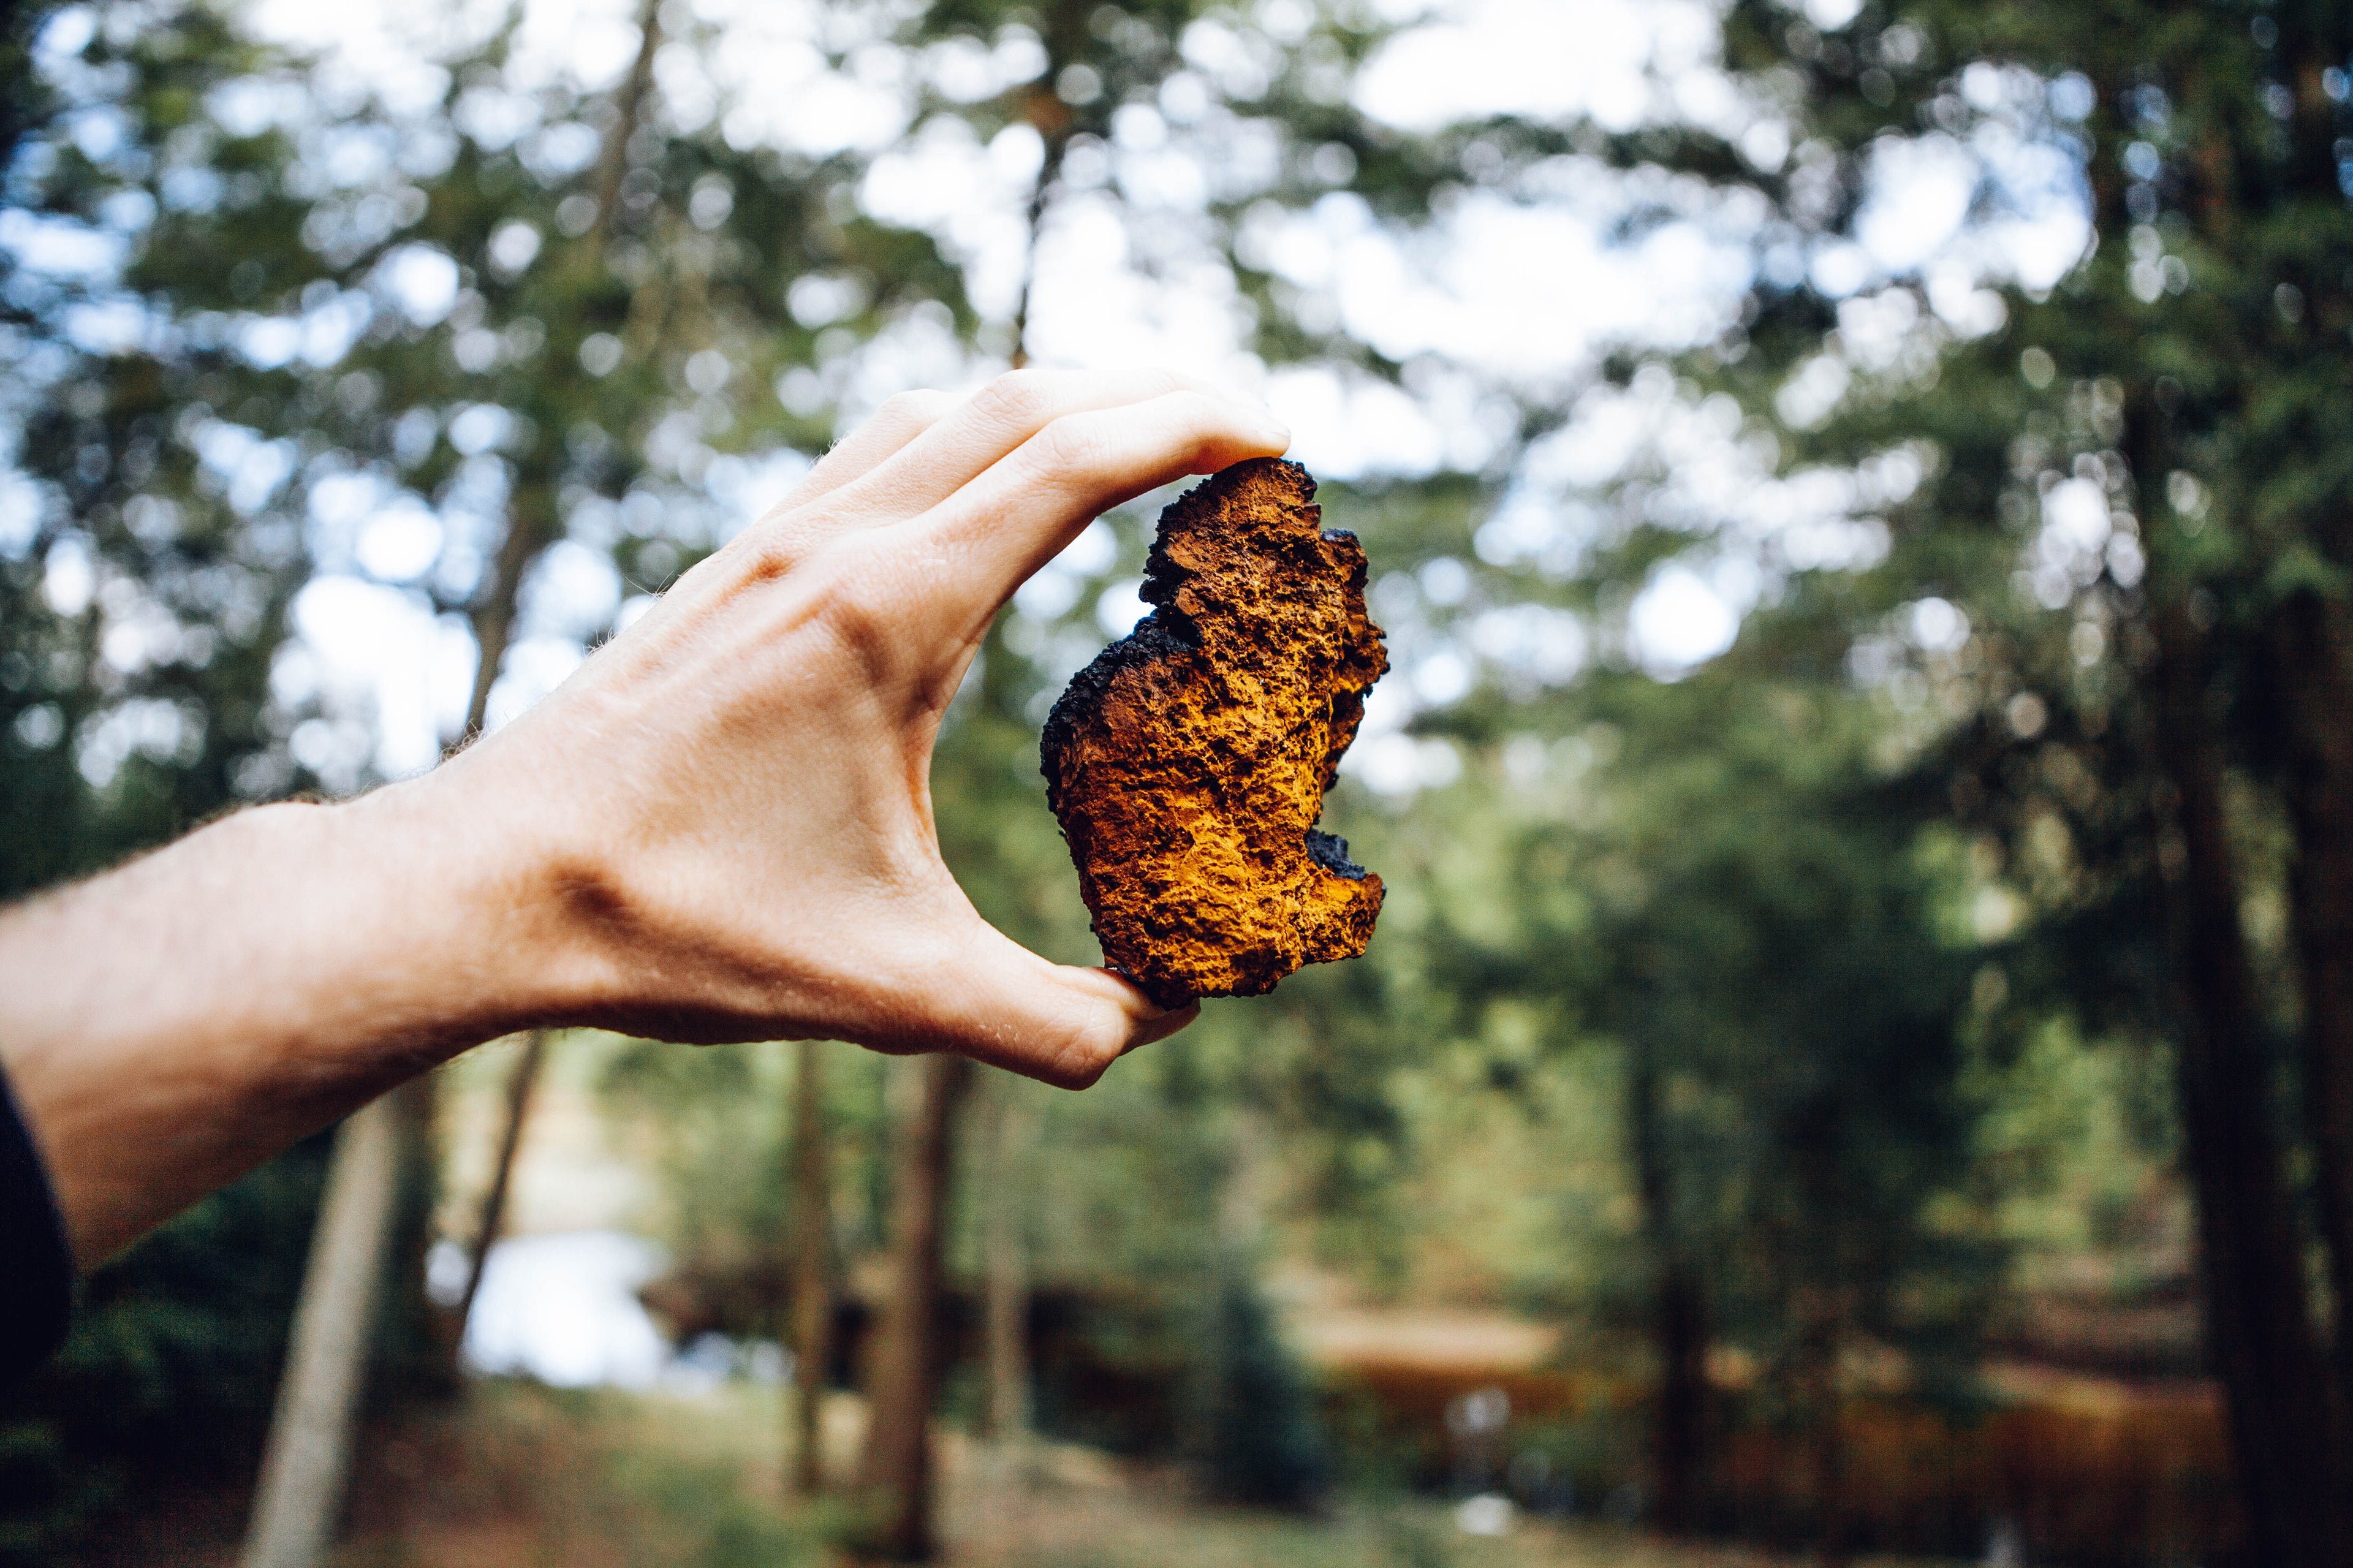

[450,1230,675,1388]
[434,1229,791,1392]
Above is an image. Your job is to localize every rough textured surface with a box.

[1042,457,1388,1008]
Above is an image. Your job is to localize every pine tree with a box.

[1504,1,2353,1558]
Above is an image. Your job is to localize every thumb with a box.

[901,922,1198,1088]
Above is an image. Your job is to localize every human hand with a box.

[423,369,1289,1086]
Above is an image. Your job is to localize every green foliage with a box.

[1590,662,1995,1393]
[0,1138,329,1566]
[1458,0,2353,1550]
[2,0,326,884]
[1188,1254,1331,1509]
[1396,652,2004,1434]
[612,1447,833,1568]
[1966,1014,2181,1297]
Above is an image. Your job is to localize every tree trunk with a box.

[411,499,556,1381]
[979,1071,1031,1447]
[449,1030,547,1352]
[248,0,660,1470]
[1005,117,1064,373]
[457,0,653,741]
[426,0,661,1366]
[853,1052,974,1561]
[1626,1048,1705,1534]
[592,0,664,252]
[238,1099,403,1568]
[1803,1313,1849,1568]
[789,1037,836,1497]
[377,1074,446,1387]
[1006,1,1084,371]
[2146,598,2352,1568]
[1654,1257,1705,1529]
[2271,587,2353,1430]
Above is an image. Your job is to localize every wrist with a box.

[341,765,621,1042]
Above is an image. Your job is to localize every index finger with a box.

[899,389,1291,628]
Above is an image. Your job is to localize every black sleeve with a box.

[0,1059,72,1389]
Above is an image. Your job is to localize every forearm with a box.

[0,773,589,1266]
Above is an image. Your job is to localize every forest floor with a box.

[85,1379,1965,1567]
[260,1381,1956,1568]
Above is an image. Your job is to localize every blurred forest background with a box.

[3,0,2351,1564]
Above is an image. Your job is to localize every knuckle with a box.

[1033,410,1111,474]
[726,510,831,585]
[876,388,951,431]
[810,554,885,626]
[727,534,801,588]
[971,368,1056,430]
[796,540,912,679]
[1172,388,1230,437]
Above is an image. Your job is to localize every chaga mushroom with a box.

[1040,457,1388,1009]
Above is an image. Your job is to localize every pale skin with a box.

[0,369,1289,1268]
